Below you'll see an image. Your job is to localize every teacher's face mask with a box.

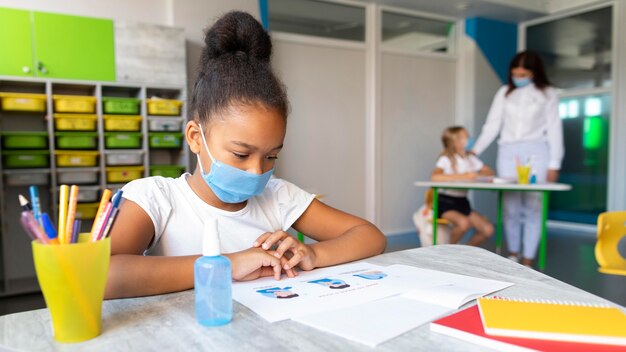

[196,124,273,203]
[512,76,532,88]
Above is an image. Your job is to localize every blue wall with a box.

[465,17,518,84]
[259,0,269,30]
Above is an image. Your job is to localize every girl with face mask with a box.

[471,51,564,268]
[104,11,386,299]
[431,126,495,246]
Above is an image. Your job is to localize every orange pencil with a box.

[90,189,111,241]
[65,185,79,244]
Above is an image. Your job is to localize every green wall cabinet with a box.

[0,8,34,77]
[0,8,115,81]
[32,12,115,81]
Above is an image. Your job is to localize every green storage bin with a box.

[2,150,50,168]
[104,132,142,149]
[150,165,185,178]
[102,97,141,115]
[55,132,98,150]
[149,132,183,149]
[1,131,48,149]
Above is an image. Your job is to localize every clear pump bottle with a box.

[194,218,232,326]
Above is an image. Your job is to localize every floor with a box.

[0,227,624,316]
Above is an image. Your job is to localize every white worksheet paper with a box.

[293,264,514,347]
[384,264,514,308]
[293,297,453,348]
[232,262,405,323]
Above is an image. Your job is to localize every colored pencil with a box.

[65,185,79,245]
[58,185,69,245]
[100,208,119,240]
[29,186,42,226]
[90,189,111,239]
[70,219,81,244]
[91,202,112,242]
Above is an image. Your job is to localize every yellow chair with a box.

[595,211,626,276]
[413,188,451,246]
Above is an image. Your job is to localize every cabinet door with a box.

[32,12,115,81]
[0,7,35,77]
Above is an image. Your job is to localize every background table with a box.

[0,245,616,352]
[414,181,571,270]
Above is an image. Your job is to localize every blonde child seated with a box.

[431,126,494,245]
[105,12,386,299]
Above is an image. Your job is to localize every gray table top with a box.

[0,245,617,351]
[415,180,572,191]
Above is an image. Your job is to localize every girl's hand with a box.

[254,231,317,271]
[227,247,297,281]
[464,172,479,179]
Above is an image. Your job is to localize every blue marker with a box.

[29,186,42,226]
[41,213,59,244]
[111,190,124,209]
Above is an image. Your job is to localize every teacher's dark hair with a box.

[190,11,289,124]
[506,50,551,96]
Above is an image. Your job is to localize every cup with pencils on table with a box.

[19,185,122,343]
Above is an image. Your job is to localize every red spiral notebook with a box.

[430,305,625,352]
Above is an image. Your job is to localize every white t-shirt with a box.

[435,154,484,197]
[472,84,563,169]
[121,174,315,256]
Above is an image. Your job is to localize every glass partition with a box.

[381,11,455,54]
[551,94,610,224]
[526,7,612,90]
[268,0,365,42]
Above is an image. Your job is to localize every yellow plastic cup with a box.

[516,165,531,184]
[32,233,110,343]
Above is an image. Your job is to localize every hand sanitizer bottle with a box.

[195,218,232,326]
[529,155,537,184]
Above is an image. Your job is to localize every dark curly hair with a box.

[190,11,289,123]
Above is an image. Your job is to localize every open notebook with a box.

[292,265,513,347]
[477,297,626,346]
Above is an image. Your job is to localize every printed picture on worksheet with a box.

[233,263,401,322]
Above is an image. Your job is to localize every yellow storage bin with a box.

[55,150,99,167]
[106,166,144,183]
[53,95,96,113]
[103,115,142,132]
[0,92,47,112]
[75,202,100,219]
[147,99,182,116]
[54,114,97,131]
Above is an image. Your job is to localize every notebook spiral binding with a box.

[487,296,613,308]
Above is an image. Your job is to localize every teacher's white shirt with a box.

[472,84,564,170]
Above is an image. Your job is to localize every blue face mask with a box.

[512,77,532,88]
[197,124,273,203]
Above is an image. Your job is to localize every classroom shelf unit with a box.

[0,76,189,297]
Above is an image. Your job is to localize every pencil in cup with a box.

[29,186,42,226]
[90,189,111,240]
[58,185,69,245]
[65,185,79,245]
[91,203,113,242]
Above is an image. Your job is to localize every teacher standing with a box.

[471,51,564,268]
